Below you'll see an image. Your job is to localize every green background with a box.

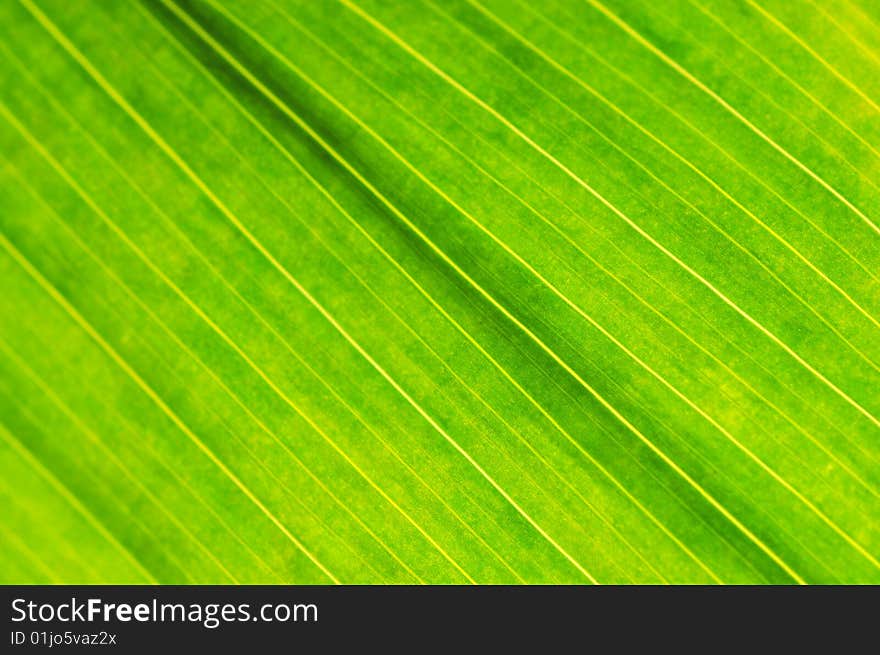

[1,0,878,584]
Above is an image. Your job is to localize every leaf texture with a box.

[1,0,878,584]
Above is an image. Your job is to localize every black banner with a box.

[2,585,876,651]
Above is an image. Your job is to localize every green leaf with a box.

[1,0,878,584]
